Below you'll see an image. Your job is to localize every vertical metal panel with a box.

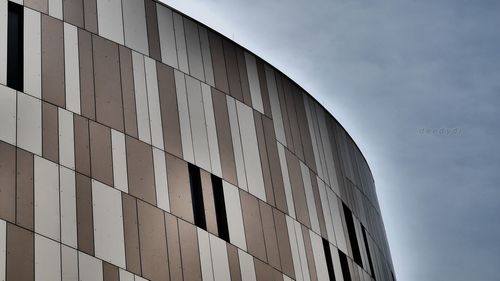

[18,91,42,156]
[111,129,128,193]
[120,46,138,138]
[83,0,97,33]
[153,147,170,211]
[166,153,193,222]
[78,252,103,281]
[175,70,195,163]
[165,213,183,281]
[59,108,75,169]
[226,97,247,191]
[34,156,60,241]
[145,57,164,150]
[286,215,303,281]
[210,234,231,281]
[208,31,229,93]
[240,191,266,261]
[42,102,59,162]
[16,148,34,230]
[24,0,47,13]
[63,0,84,27]
[222,181,246,250]
[317,177,335,243]
[0,1,6,85]
[76,173,94,255]
[202,83,222,177]
[0,142,15,223]
[61,236,78,281]
[309,231,329,281]
[78,29,95,120]
[119,269,134,281]
[238,249,256,281]
[96,0,124,44]
[178,219,202,281]
[92,180,126,268]
[89,121,113,186]
[236,49,252,106]
[144,0,161,60]
[6,223,34,281]
[60,167,77,248]
[301,226,317,281]
[103,262,119,281]
[199,26,215,86]
[173,12,189,73]
[24,8,41,98]
[254,112,274,204]
[330,245,344,281]
[277,142,295,218]
[49,0,63,19]
[301,162,320,233]
[64,22,80,114]
[259,201,281,270]
[121,193,141,275]
[227,244,242,281]
[0,85,16,145]
[223,40,243,101]
[286,150,310,228]
[200,170,217,235]
[42,15,65,107]
[122,0,148,54]
[35,234,61,281]
[265,65,286,145]
[198,228,215,281]
[303,96,323,180]
[294,221,311,281]
[126,135,156,205]
[184,18,205,81]
[157,4,178,67]
[74,115,90,176]
[0,220,6,281]
[329,192,347,253]
[244,52,264,113]
[132,51,151,143]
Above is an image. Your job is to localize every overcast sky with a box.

[161,0,500,280]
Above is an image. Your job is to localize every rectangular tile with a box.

[16,148,34,230]
[286,150,310,228]
[96,0,124,44]
[59,108,75,169]
[208,31,229,93]
[34,156,60,241]
[76,173,94,255]
[300,226,316,281]
[301,162,320,233]
[202,83,222,177]
[0,142,15,223]
[199,26,214,86]
[223,181,246,250]
[63,0,84,27]
[311,175,327,238]
[144,0,161,60]
[236,48,252,106]
[175,70,195,163]
[210,234,231,281]
[244,52,263,113]
[83,0,97,33]
[226,97,246,191]
[6,223,34,281]
[277,142,295,218]
[238,249,256,281]
[223,40,243,101]
[310,231,329,281]
[24,0,47,13]
[265,65,286,145]
[126,135,156,205]
[200,170,217,235]
[121,193,141,275]
[240,191,266,261]
[24,8,41,98]
[153,147,170,211]
[61,240,78,281]
[103,262,119,281]
[178,220,202,281]
[48,0,63,19]
[259,201,281,270]
[198,228,215,281]
[111,129,128,192]
[227,244,242,281]
[254,112,274,205]
[42,102,59,162]
[145,57,164,150]
[329,192,347,253]
[17,92,42,155]
[173,12,189,73]
[42,14,65,107]
[286,216,304,281]
[256,59,272,118]
[89,121,113,186]
[317,178,335,242]
[78,29,95,120]
[35,234,61,281]
[0,85,16,145]
[122,0,148,54]
[64,22,80,114]
[60,167,77,248]
[132,51,151,143]
[166,153,194,222]
[73,115,90,176]
[165,213,182,281]
[184,18,205,81]
[79,252,103,281]
[119,46,138,138]
[157,4,178,67]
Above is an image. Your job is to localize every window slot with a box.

[338,249,352,281]
[342,203,363,267]
[362,225,375,279]
[211,174,229,242]
[188,163,206,230]
[7,1,23,92]
[322,238,336,281]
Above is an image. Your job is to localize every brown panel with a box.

[253,111,274,206]
[295,91,316,172]
[93,35,124,132]
[165,213,182,281]
[166,153,194,223]
[0,142,15,223]
[262,116,288,213]
[126,136,156,205]
[137,201,169,281]
[76,173,94,255]
[276,74,293,151]
[211,88,237,186]
[285,149,310,228]
[256,59,272,117]
[122,193,141,275]
[42,15,65,108]
[103,262,119,281]
[285,84,304,160]
[239,191,267,262]
[208,31,229,93]
[259,201,281,270]
[63,0,84,28]
[301,226,318,281]
[200,170,218,235]
[89,121,113,186]
[42,102,59,163]
[16,149,34,230]
[273,209,294,279]
[119,46,138,138]
[78,29,96,120]
[6,223,34,281]
[254,258,283,281]
[222,40,243,101]
[24,0,48,13]
[227,244,242,281]
[74,115,91,177]
[157,63,183,158]
[84,0,98,33]
[310,174,327,238]
[178,220,202,281]
[235,48,252,106]
[145,0,161,61]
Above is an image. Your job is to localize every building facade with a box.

[0,0,395,280]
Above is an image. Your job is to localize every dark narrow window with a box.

[7,2,23,92]
[322,238,336,281]
[188,163,206,230]
[338,250,352,281]
[211,174,229,242]
[362,226,375,279]
[342,203,362,266]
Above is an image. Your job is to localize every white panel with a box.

[174,70,194,163]
[17,93,42,155]
[244,52,263,113]
[153,147,170,211]
[111,129,129,193]
[78,252,103,281]
[132,52,151,144]
[0,220,5,281]
[92,180,126,268]
[96,0,124,44]
[226,97,247,191]
[210,234,231,281]
[317,177,335,243]
[59,108,75,169]
[0,85,16,145]
[329,192,347,253]
[122,0,148,54]
[283,275,294,281]
[186,76,210,171]
[238,249,256,281]
[0,1,6,85]
[135,276,148,281]
[61,245,78,281]
[60,167,77,248]
[24,8,41,98]
[309,231,329,281]
[236,101,266,201]
[330,244,344,281]
[286,216,303,281]
[173,12,189,73]
[303,96,322,180]
[119,269,134,281]
[34,156,60,241]
[294,221,311,281]
[197,228,215,281]
[64,23,80,114]
[300,162,320,233]
[201,83,222,177]
[48,0,63,19]
[265,65,286,145]
[222,181,246,250]
[278,142,295,218]
[184,18,204,81]
[157,4,178,68]
[145,57,164,150]
[35,235,61,281]
[199,26,215,87]
[317,108,339,193]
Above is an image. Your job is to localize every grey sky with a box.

[161,0,500,280]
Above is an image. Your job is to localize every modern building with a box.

[0,0,395,280]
